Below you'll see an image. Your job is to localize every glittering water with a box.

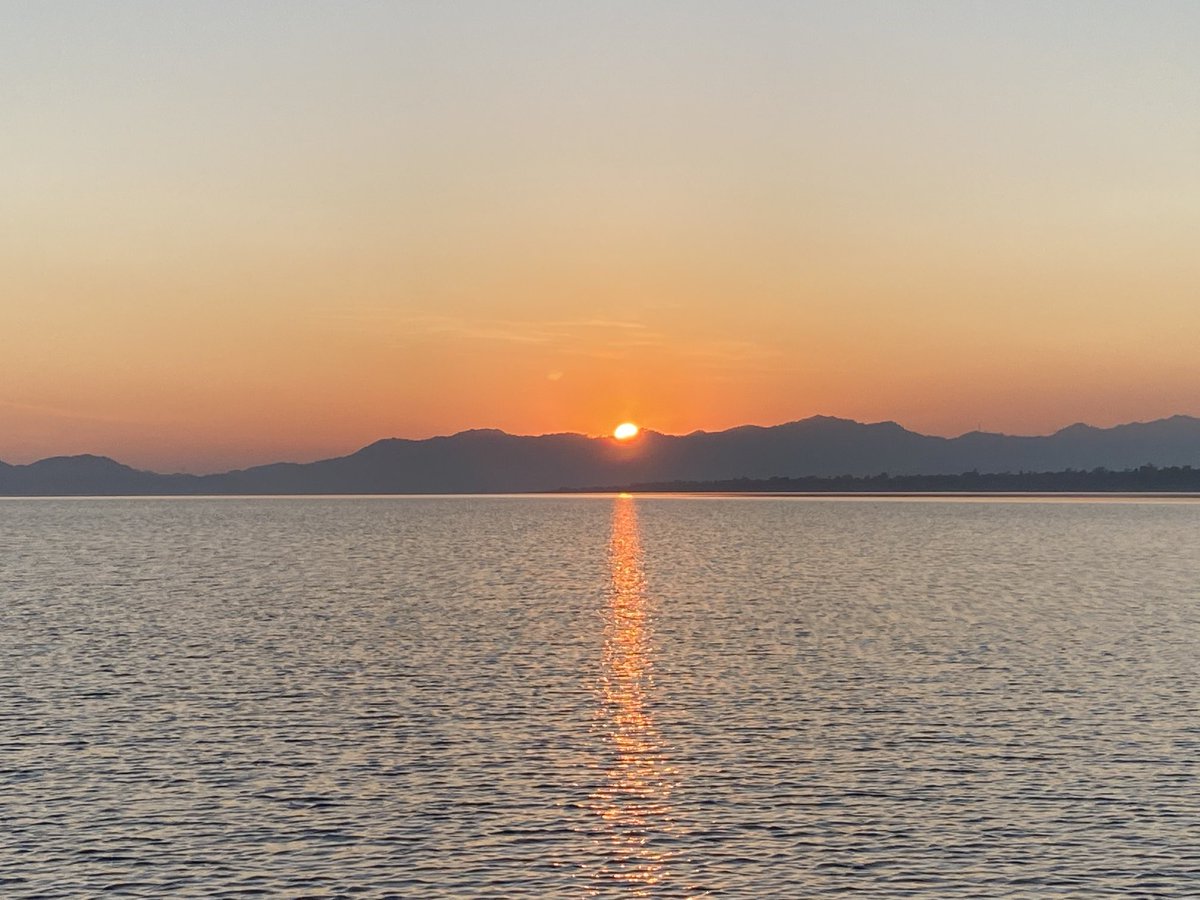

[3,496,1200,897]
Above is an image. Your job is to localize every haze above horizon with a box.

[4,2,1198,472]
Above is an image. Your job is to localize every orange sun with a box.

[613,422,640,441]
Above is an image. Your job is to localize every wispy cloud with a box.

[320,309,667,353]
[313,308,779,368]
[680,339,780,363]
[0,397,158,425]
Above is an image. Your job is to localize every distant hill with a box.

[4,415,1200,495]
[0,454,177,496]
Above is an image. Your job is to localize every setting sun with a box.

[613,422,640,441]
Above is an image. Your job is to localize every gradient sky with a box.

[3,1,1199,472]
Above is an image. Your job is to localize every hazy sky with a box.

[3,1,1198,472]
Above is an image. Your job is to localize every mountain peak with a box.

[5,413,1200,494]
[1054,422,1097,436]
[29,454,133,471]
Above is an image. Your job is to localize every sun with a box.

[613,422,640,441]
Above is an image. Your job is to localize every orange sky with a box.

[3,3,1199,472]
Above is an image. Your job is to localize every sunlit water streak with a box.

[585,496,680,895]
[2,496,1200,897]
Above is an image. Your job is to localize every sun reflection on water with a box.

[587,495,680,894]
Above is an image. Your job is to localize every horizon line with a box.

[3,411,1198,477]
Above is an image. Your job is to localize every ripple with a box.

[1,496,1199,896]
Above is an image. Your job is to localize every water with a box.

[2,496,1199,897]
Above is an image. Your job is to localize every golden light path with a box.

[587,495,679,895]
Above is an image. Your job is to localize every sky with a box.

[3,1,1199,473]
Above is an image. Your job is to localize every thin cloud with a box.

[680,339,780,363]
[0,397,159,425]
[315,308,781,365]
[334,311,667,351]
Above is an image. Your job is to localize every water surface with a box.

[2,496,1199,896]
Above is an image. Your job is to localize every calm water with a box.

[2,496,1199,897]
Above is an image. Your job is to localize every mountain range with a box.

[4,415,1200,495]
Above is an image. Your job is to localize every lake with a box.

[3,496,1199,896]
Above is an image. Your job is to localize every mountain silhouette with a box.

[4,415,1200,495]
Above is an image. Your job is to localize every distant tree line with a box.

[597,465,1200,493]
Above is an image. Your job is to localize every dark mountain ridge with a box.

[3,414,1200,495]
